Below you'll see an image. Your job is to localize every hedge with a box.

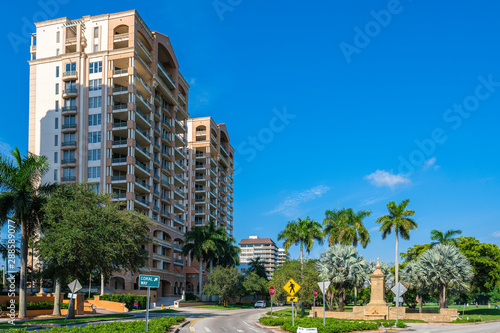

[0,301,69,311]
[4,316,185,333]
[99,294,147,310]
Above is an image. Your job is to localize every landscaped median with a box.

[0,316,185,332]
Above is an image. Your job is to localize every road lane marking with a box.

[243,321,261,332]
[190,318,203,332]
[221,328,227,332]
[204,328,211,332]
[190,328,195,332]
[233,328,244,332]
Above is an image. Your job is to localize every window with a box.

[94,27,99,38]
[65,80,76,91]
[89,61,102,74]
[55,100,59,111]
[56,66,59,77]
[88,166,100,179]
[89,79,102,91]
[64,115,75,126]
[63,168,75,179]
[88,131,101,144]
[54,169,58,181]
[88,114,101,126]
[89,183,100,193]
[54,135,58,146]
[55,118,58,129]
[94,44,98,52]
[65,63,76,72]
[63,133,75,143]
[88,149,101,161]
[56,31,60,43]
[56,49,59,56]
[89,96,102,108]
[55,83,59,95]
[54,152,58,164]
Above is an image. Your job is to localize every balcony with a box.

[113,192,126,200]
[61,158,76,165]
[113,103,128,112]
[158,63,175,89]
[113,121,127,130]
[112,157,127,164]
[61,176,76,182]
[61,140,76,147]
[174,202,184,211]
[112,175,126,182]
[62,71,77,80]
[137,39,152,63]
[136,74,152,94]
[136,196,149,207]
[113,32,129,42]
[174,160,184,171]
[113,86,128,94]
[136,93,151,110]
[174,188,184,198]
[112,139,127,147]
[175,148,185,158]
[61,106,77,113]
[174,258,184,265]
[175,133,186,145]
[135,161,150,173]
[135,179,149,190]
[61,123,77,131]
[136,109,150,123]
[174,243,183,251]
[195,186,205,192]
[220,145,229,157]
[62,87,77,98]
[113,68,128,76]
[178,94,186,105]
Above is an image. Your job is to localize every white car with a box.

[254,301,266,308]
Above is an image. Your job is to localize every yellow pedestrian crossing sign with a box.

[284,278,301,296]
[287,296,298,302]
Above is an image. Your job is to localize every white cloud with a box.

[266,185,331,217]
[423,157,440,171]
[189,78,196,86]
[364,170,411,188]
[492,231,500,238]
[0,141,12,156]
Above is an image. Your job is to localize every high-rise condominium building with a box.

[187,117,234,235]
[277,248,289,266]
[239,236,279,278]
[28,10,193,300]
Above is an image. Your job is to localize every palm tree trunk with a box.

[395,230,399,285]
[300,241,304,316]
[19,220,28,319]
[198,260,203,300]
[418,293,423,313]
[53,279,61,316]
[339,283,344,312]
[439,283,445,308]
[354,286,358,306]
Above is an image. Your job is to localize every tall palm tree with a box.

[417,244,473,308]
[0,147,53,318]
[213,233,240,268]
[323,208,371,248]
[376,199,417,288]
[0,239,21,282]
[248,257,267,280]
[317,245,369,312]
[182,221,224,299]
[430,229,462,247]
[278,217,324,272]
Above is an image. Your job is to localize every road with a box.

[406,322,500,333]
[180,308,273,333]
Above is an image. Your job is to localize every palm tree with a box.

[213,233,240,268]
[417,244,473,308]
[376,199,417,288]
[0,239,21,282]
[182,222,223,299]
[430,229,462,247]
[401,261,430,313]
[323,208,371,248]
[0,147,53,318]
[317,245,369,312]
[278,217,324,272]
[248,257,267,280]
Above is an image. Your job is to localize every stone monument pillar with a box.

[364,258,389,319]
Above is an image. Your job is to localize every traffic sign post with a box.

[65,279,82,322]
[318,281,330,326]
[313,289,318,317]
[269,286,275,318]
[140,275,160,332]
[391,282,407,327]
[283,279,302,327]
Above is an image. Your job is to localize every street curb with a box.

[173,320,190,333]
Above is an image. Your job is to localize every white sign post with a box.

[318,281,330,327]
[391,282,407,327]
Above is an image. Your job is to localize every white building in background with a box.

[239,236,279,278]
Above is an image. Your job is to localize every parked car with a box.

[254,301,266,308]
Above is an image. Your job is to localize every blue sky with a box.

[1,0,499,264]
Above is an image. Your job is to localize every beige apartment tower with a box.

[28,10,197,301]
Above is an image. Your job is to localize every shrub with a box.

[185,292,199,301]
[99,294,147,310]
[0,301,69,311]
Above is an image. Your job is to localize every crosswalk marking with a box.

[221,328,228,332]
[204,327,211,332]
[189,328,195,332]
[233,328,244,333]
[243,321,261,332]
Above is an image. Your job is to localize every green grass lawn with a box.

[193,303,255,310]
[149,308,180,313]
[267,308,311,317]
[0,313,134,330]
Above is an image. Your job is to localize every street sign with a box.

[314,289,318,298]
[139,275,160,288]
[284,278,301,296]
[287,296,298,302]
[393,297,404,303]
[68,279,82,293]
[317,281,330,295]
[269,286,275,296]
[391,282,407,297]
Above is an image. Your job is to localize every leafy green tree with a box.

[400,244,431,263]
[203,266,242,303]
[323,208,371,248]
[243,272,268,301]
[376,199,417,287]
[248,257,268,280]
[430,229,462,246]
[183,221,223,298]
[317,245,368,312]
[417,244,473,308]
[0,147,55,318]
[455,237,500,293]
[38,183,150,318]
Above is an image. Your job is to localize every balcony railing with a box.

[135,179,149,189]
[112,157,127,164]
[136,74,151,93]
[62,123,77,129]
[113,103,127,111]
[136,143,149,156]
[112,175,126,181]
[61,140,76,147]
[174,216,184,224]
[174,244,183,251]
[136,109,149,123]
[63,88,77,94]
[161,179,170,187]
[175,188,184,197]
[113,121,127,128]
[174,202,184,211]
[113,192,126,199]
[62,106,77,112]
[113,86,128,93]
[61,158,76,164]
[113,139,127,146]
[135,161,150,173]
[174,258,183,265]
[63,71,77,77]
[136,93,151,109]
[114,68,128,75]
[178,94,186,105]
[158,63,176,88]
[136,197,149,206]
[61,176,76,182]
[136,126,149,139]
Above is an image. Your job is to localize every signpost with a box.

[65,279,82,322]
[269,286,275,318]
[139,275,160,332]
[284,279,301,327]
[391,282,407,327]
[318,281,330,327]
[313,289,318,317]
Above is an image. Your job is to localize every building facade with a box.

[277,248,289,266]
[239,236,279,278]
[28,10,203,300]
